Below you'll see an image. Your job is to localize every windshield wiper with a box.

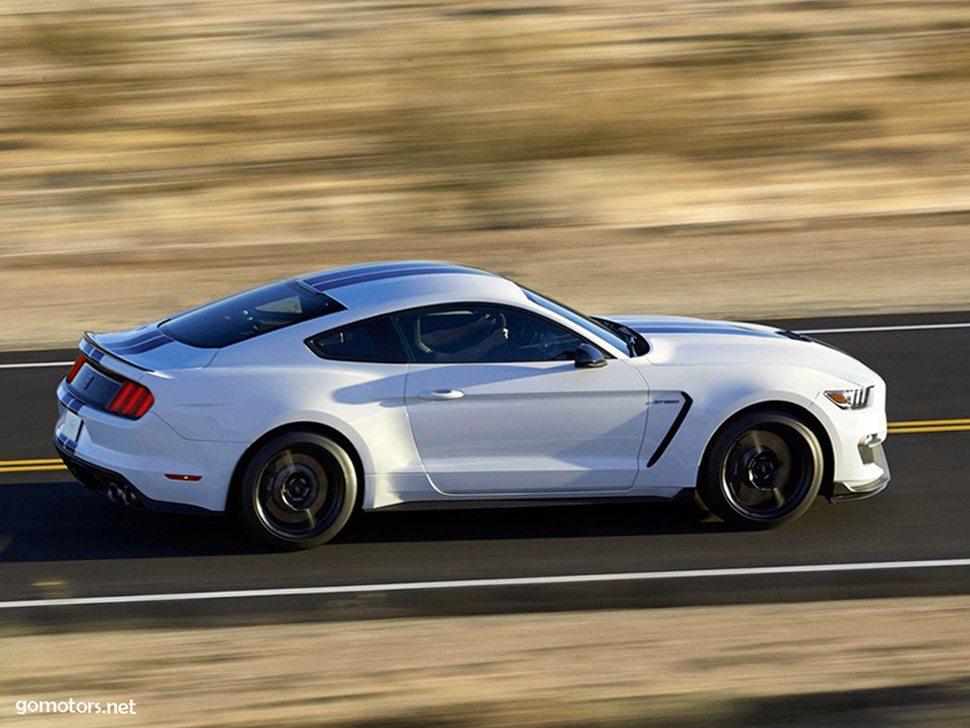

[620,329,639,357]
[593,317,642,356]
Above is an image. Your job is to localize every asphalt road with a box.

[1,310,969,625]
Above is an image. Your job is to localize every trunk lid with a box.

[87,326,217,372]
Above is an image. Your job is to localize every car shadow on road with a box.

[0,480,732,562]
[0,482,256,562]
[338,500,731,545]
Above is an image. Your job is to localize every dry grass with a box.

[2,0,970,347]
[4,596,970,726]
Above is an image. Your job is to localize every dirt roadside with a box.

[3,595,970,726]
[4,0,970,349]
[5,211,970,351]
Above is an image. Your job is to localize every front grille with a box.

[857,386,874,409]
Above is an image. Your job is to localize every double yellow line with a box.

[0,417,968,475]
[0,458,67,474]
[887,418,970,435]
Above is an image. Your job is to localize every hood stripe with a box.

[633,326,779,338]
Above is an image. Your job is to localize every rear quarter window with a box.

[160,281,344,349]
[307,317,407,364]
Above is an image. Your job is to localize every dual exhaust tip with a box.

[106,482,139,508]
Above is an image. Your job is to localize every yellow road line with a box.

[888,425,970,434]
[0,416,968,475]
[889,418,970,428]
[0,464,68,474]
[0,458,68,474]
[0,458,63,467]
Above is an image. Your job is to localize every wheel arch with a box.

[697,400,836,498]
[225,421,367,514]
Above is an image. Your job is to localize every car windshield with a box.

[522,288,630,354]
[161,280,344,348]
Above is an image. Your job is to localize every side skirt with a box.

[371,490,693,512]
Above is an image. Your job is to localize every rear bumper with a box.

[828,443,891,503]
[53,391,241,513]
[54,439,214,515]
[54,383,246,513]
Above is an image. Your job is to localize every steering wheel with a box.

[508,317,533,346]
[510,318,561,358]
[482,311,507,334]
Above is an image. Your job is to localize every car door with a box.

[397,304,649,495]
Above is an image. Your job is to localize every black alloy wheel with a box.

[237,431,357,550]
[699,410,824,529]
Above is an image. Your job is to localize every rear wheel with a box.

[237,431,357,550]
[698,410,823,529]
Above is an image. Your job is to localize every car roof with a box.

[296,261,528,314]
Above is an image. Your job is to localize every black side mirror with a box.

[574,343,607,369]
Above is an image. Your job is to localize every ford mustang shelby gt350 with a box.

[55,261,889,548]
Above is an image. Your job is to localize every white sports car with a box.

[54,261,889,549]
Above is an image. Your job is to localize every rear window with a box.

[307,317,407,363]
[160,281,344,348]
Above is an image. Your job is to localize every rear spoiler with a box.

[81,333,153,373]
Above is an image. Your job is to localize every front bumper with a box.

[828,442,891,503]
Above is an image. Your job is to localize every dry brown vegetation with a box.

[4,596,970,726]
[2,0,970,348]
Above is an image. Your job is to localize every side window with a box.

[307,316,407,363]
[394,305,589,364]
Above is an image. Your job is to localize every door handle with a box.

[418,389,465,401]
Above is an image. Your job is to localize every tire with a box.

[698,409,824,529]
[236,431,358,550]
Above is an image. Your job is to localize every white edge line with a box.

[3,558,970,610]
[802,322,970,334]
[0,361,73,370]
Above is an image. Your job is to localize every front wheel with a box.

[237,431,358,550]
[698,410,824,529]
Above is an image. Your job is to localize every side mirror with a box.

[574,343,607,369]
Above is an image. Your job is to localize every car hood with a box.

[604,314,878,386]
[606,314,785,340]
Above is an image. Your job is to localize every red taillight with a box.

[107,381,155,420]
[66,355,88,384]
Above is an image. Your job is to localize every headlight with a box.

[825,386,873,410]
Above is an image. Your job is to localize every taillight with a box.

[66,355,88,383]
[107,380,155,419]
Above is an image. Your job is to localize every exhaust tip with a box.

[120,488,134,507]
[106,483,121,503]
